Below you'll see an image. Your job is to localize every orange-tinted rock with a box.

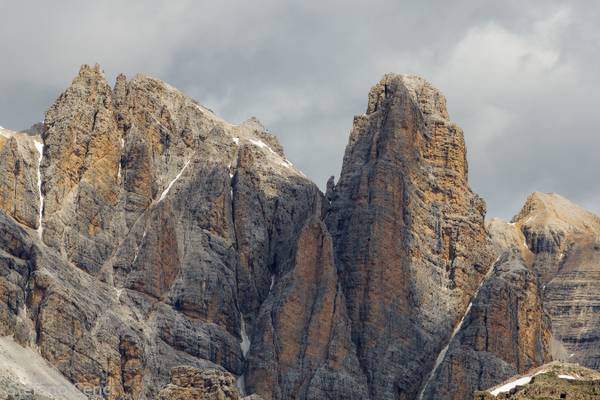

[247,220,367,399]
[326,74,496,399]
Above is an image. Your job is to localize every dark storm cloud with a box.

[1,0,598,218]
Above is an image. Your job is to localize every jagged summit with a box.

[366,74,450,123]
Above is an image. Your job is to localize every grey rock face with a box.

[247,219,368,399]
[0,131,42,230]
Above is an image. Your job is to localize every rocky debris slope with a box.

[325,74,496,399]
[511,193,600,370]
[474,362,600,399]
[0,336,86,400]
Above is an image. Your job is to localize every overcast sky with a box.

[1,0,598,218]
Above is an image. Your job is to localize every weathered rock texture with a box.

[421,219,552,400]
[511,193,600,370]
[247,220,367,399]
[325,74,496,399]
[158,367,242,400]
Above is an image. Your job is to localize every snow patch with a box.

[236,315,251,396]
[159,160,191,202]
[490,369,547,397]
[280,159,294,169]
[558,374,577,380]
[490,376,533,396]
[248,138,277,155]
[240,317,250,357]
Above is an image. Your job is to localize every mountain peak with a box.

[366,73,449,122]
[512,191,600,234]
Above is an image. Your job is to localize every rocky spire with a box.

[326,74,496,399]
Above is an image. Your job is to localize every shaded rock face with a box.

[511,193,600,371]
[422,219,552,400]
[325,74,496,399]
[247,220,368,399]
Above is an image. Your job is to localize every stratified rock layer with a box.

[247,220,367,399]
[0,129,42,230]
[512,193,600,370]
[158,367,242,400]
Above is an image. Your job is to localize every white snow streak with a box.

[417,257,500,400]
[490,369,547,396]
[236,316,251,396]
[558,374,577,380]
[158,160,191,202]
[240,317,250,357]
[34,140,44,240]
[490,376,533,396]
[248,138,277,155]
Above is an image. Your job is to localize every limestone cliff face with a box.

[247,220,367,399]
[325,74,496,399]
[512,193,600,370]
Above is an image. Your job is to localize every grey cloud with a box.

[1,0,598,218]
